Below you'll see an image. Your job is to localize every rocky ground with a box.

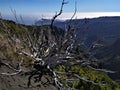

[0,59,57,90]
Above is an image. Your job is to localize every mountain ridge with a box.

[35,16,120,46]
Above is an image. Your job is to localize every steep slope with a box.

[91,38,120,80]
[0,19,120,90]
[0,61,57,90]
[36,16,120,46]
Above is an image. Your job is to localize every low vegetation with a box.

[0,0,120,89]
[0,18,120,90]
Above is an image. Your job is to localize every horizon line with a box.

[1,12,120,24]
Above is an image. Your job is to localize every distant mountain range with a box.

[36,16,120,46]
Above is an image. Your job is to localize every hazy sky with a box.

[0,0,120,24]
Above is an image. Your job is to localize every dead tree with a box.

[0,0,116,90]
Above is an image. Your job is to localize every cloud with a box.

[44,12,120,19]
[2,12,120,24]
[26,12,120,20]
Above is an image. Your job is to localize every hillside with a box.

[35,17,120,81]
[90,38,120,80]
[36,16,120,46]
[0,19,120,90]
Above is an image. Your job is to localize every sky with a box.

[0,0,120,24]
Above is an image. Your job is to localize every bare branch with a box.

[1,58,23,76]
[10,7,19,23]
[87,65,116,73]
[50,0,68,30]
[69,1,77,25]
[0,0,116,89]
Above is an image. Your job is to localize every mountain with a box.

[36,16,120,47]
[35,19,51,25]
[90,38,120,80]
[1,18,120,90]
[35,19,65,27]
[91,38,120,59]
